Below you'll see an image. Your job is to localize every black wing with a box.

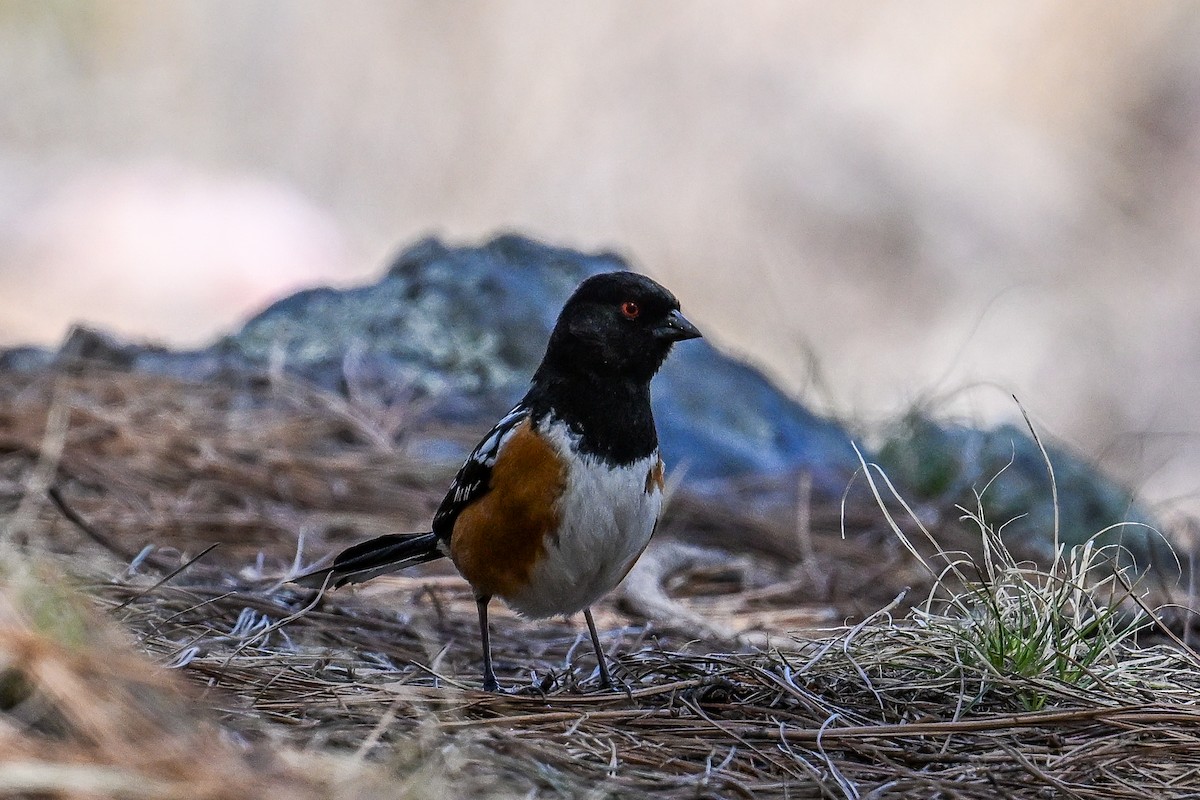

[431,404,530,543]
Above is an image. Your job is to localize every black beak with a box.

[656,309,702,342]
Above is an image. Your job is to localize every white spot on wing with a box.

[475,405,526,466]
[433,404,530,535]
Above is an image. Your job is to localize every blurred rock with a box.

[222,234,863,488]
[3,234,864,494]
[877,413,1158,559]
[0,346,54,372]
[57,325,142,369]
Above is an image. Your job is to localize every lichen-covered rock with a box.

[876,413,1157,558]
[223,234,617,403]
[221,233,862,487]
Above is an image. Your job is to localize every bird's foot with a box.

[595,669,633,696]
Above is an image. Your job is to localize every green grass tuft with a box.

[852,420,1172,712]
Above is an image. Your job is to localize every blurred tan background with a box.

[2,1,1199,514]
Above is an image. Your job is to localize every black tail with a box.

[294,532,444,589]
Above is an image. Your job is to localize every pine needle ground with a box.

[2,367,1199,799]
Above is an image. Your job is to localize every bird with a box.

[295,270,702,691]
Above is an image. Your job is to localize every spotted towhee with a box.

[296,271,702,691]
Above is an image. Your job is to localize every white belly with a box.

[507,423,662,618]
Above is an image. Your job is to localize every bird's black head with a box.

[536,271,702,384]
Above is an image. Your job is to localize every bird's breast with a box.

[506,420,663,618]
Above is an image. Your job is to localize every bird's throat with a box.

[524,374,658,466]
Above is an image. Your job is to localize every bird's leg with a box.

[583,606,614,690]
[476,595,500,692]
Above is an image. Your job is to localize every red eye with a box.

[620,301,641,320]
